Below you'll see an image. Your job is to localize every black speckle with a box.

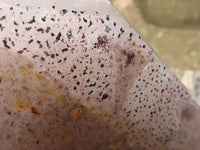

[51,33,55,36]
[81,33,85,39]
[0,16,6,21]
[61,9,68,15]
[46,40,51,49]
[40,57,45,61]
[41,16,46,22]
[100,64,104,68]
[89,21,93,26]
[51,54,55,59]
[57,70,61,74]
[0,23,4,31]
[120,27,124,33]
[70,69,75,74]
[89,82,96,87]
[102,94,108,100]
[58,59,62,63]
[7,111,11,115]
[2,40,10,49]
[83,17,87,23]
[62,48,68,52]
[50,18,55,22]
[71,48,75,53]
[25,27,32,31]
[27,16,36,24]
[105,83,109,88]
[11,41,15,46]
[44,51,50,57]
[37,28,44,33]
[45,27,51,33]
[72,10,77,15]
[129,33,133,38]
[106,15,109,21]
[36,40,43,48]
[28,39,34,44]
[88,90,93,95]
[56,32,62,42]
[13,21,18,26]
[79,26,82,30]
[83,70,87,75]
[33,55,39,58]
[73,65,77,69]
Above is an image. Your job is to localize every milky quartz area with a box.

[0,0,200,150]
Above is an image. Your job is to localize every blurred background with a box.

[111,0,200,102]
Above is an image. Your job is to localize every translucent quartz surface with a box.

[0,1,200,150]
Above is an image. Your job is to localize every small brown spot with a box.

[102,94,109,100]
[181,107,194,120]
[6,134,11,139]
[125,52,135,66]
[0,77,2,83]
[108,135,125,149]
[30,106,41,115]
[97,35,108,49]
[19,104,25,109]
[70,108,82,119]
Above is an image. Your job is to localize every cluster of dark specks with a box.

[0,3,126,120]
[0,3,196,150]
[96,35,108,49]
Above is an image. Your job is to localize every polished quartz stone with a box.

[0,1,200,150]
